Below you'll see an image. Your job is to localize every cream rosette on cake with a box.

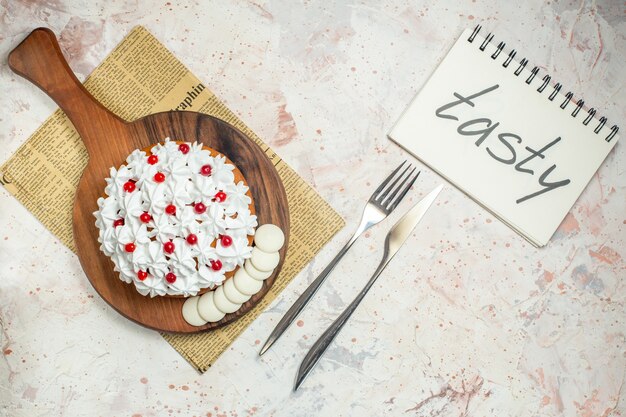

[94,138,257,297]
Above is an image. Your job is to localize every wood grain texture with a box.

[8,27,289,333]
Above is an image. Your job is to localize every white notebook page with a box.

[389,28,618,247]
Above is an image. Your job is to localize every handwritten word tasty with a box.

[435,84,571,203]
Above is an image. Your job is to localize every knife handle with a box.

[295,245,391,390]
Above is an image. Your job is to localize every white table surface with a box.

[1,1,624,416]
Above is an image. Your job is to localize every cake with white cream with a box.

[93,138,257,297]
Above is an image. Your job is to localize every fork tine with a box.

[371,161,406,199]
[386,170,420,212]
[376,163,412,203]
[381,166,416,206]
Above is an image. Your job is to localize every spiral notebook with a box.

[389,26,620,247]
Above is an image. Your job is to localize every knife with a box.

[294,184,443,391]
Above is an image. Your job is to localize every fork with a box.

[259,161,419,355]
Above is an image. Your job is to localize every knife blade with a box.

[294,184,443,390]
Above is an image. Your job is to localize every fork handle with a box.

[259,211,378,355]
[259,237,357,354]
[294,253,391,390]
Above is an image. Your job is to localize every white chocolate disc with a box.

[254,224,285,253]
[250,247,280,272]
[197,291,226,323]
[234,268,263,296]
[182,296,207,327]
[213,286,241,314]
[244,259,273,281]
[223,277,251,304]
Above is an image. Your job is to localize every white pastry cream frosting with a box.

[94,138,257,297]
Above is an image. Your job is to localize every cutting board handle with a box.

[8,27,127,156]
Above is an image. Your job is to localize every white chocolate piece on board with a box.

[250,247,280,272]
[182,296,208,327]
[254,224,285,253]
[234,268,263,296]
[197,291,226,323]
[213,286,241,314]
[223,277,251,304]
[244,259,273,281]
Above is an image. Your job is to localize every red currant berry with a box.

[214,191,227,202]
[194,202,206,214]
[210,259,223,271]
[178,143,190,154]
[123,181,136,192]
[186,234,198,245]
[220,235,233,247]
[165,272,177,283]
[137,270,148,281]
[139,212,152,223]
[124,243,136,253]
[147,154,158,165]
[113,218,125,227]
[163,241,175,254]
[200,164,212,176]
[165,204,177,215]
[154,172,165,183]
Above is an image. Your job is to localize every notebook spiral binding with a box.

[468,25,619,142]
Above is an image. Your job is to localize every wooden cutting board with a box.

[8,27,289,333]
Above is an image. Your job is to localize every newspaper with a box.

[0,26,344,372]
